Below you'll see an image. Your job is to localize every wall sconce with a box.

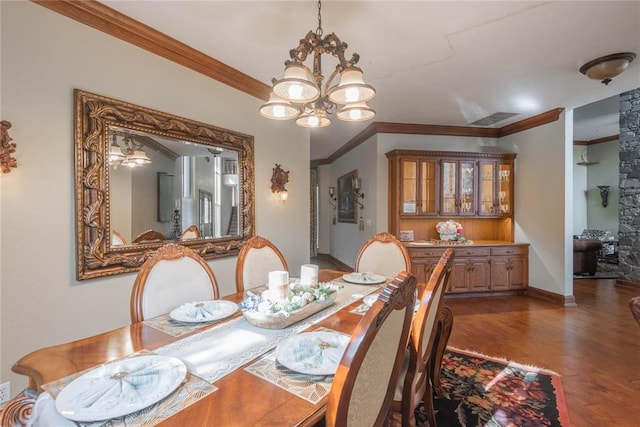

[353,177,365,230]
[0,121,17,175]
[328,186,337,224]
[271,163,289,202]
[597,185,610,207]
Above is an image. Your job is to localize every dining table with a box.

[2,271,451,427]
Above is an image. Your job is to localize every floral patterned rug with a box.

[416,347,571,427]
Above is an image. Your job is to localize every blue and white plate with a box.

[55,355,186,422]
[276,331,350,375]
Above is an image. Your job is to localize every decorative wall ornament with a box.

[271,164,289,202]
[0,120,17,174]
[328,186,337,224]
[597,185,610,207]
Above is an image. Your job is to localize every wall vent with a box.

[470,112,519,126]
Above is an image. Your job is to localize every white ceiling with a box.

[101,1,640,159]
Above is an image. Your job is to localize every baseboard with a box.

[527,286,577,307]
[615,278,640,289]
[313,253,353,272]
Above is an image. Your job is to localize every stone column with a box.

[618,88,640,282]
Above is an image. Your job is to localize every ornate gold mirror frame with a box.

[74,89,255,280]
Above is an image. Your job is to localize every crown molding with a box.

[32,0,271,101]
[573,134,619,146]
[33,1,569,165]
[496,108,564,137]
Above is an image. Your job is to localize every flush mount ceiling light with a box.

[579,52,636,85]
[259,0,376,128]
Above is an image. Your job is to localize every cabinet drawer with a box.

[452,247,490,257]
[491,245,528,256]
[407,247,447,258]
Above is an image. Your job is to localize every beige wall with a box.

[317,127,574,297]
[0,2,310,390]
[498,112,573,296]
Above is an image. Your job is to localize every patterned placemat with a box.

[143,313,220,337]
[244,328,347,404]
[349,303,370,316]
[40,351,217,426]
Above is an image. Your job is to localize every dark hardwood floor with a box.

[445,279,640,426]
[312,256,639,425]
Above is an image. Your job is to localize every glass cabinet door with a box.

[479,162,496,215]
[498,163,512,215]
[440,161,457,215]
[419,160,437,215]
[401,159,418,215]
[459,161,476,215]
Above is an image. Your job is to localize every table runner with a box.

[155,281,380,384]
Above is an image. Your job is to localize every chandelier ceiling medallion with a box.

[259,0,376,128]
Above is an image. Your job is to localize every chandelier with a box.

[108,133,151,169]
[259,0,376,128]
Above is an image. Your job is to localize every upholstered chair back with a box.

[179,225,200,240]
[392,248,454,426]
[326,271,416,427]
[130,243,219,323]
[355,232,411,278]
[235,235,288,292]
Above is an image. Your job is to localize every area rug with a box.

[416,347,571,427]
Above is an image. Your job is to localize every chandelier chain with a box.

[316,0,323,36]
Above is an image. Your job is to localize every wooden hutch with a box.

[386,149,529,295]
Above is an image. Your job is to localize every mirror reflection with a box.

[108,126,240,245]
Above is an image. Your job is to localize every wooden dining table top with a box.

[11,281,375,426]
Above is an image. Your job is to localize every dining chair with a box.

[354,232,411,278]
[130,243,219,322]
[132,229,166,243]
[630,296,640,327]
[179,225,200,240]
[111,229,127,246]
[391,248,454,427]
[325,271,417,427]
[235,235,288,293]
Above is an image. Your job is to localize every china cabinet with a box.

[478,160,514,217]
[387,149,526,296]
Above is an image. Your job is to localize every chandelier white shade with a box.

[260,0,376,128]
[259,93,300,120]
[327,68,376,104]
[336,101,376,122]
[273,63,320,103]
[109,134,152,168]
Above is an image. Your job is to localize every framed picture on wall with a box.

[337,170,357,223]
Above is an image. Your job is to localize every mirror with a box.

[74,89,255,280]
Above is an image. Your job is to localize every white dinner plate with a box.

[276,331,350,375]
[55,355,187,422]
[341,272,386,285]
[170,300,238,323]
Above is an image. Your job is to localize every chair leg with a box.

[430,304,453,397]
[422,379,437,427]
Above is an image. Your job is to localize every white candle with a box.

[300,264,319,286]
[268,270,289,301]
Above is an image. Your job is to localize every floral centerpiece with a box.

[436,220,464,241]
[239,282,341,329]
